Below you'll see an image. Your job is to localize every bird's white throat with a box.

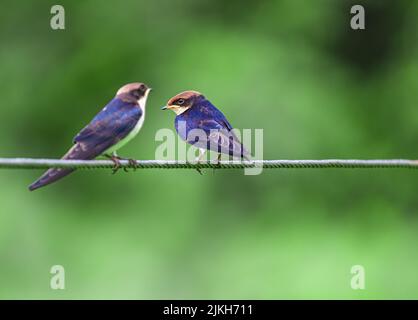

[138,89,151,110]
[172,106,190,115]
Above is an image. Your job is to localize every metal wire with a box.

[0,158,418,170]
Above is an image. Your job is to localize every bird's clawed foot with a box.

[212,154,222,174]
[105,154,134,174]
[194,149,206,175]
[127,159,139,171]
[110,156,123,174]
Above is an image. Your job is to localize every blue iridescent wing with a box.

[197,119,246,157]
[73,98,141,158]
[198,101,249,158]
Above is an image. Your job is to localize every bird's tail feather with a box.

[28,143,84,191]
[28,168,75,191]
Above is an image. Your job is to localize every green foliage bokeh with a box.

[0,0,417,299]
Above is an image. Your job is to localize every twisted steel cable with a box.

[0,158,417,170]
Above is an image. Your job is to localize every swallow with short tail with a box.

[162,91,251,162]
[29,82,151,191]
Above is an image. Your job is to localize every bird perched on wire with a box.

[28,82,151,191]
[162,91,251,167]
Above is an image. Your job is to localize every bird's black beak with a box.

[161,106,168,110]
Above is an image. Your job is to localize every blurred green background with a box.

[0,0,418,299]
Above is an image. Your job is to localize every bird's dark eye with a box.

[140,84,146,91]
[177,98,185,105]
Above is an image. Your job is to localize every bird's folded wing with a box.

[73,98,141,157]
[198,119,250,158]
